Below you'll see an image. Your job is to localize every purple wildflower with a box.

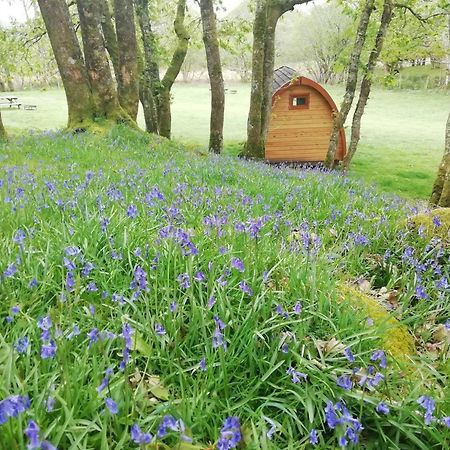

[28,278,38,288]
[238,280,253,296]
[105,398,118,414]
[24,420,41,449]
[376,402,389,415]
[199,358,207,372]
[344,348,355,363]
[293,301,302,314]
[15,336,29,354]
[442,417,450,428]
[337,375,353,391]
[177,273,190,289]
[40,340,57,359]
[309,428,319,446]
[131,423,153,445]
[287,366,307,383]
[370,350,387,369]
[231,258,245,272]
[157,415,179,438]
[4,263,17,278]
[127,204,138,219]
[417,395,435,425]
[46,396,56,412]
[0,395,30,424]
[217,416,241,450]
[87,328,99,348]
[155,323,166,336]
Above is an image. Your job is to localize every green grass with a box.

[1,84,448,200]
[1,128,450,449]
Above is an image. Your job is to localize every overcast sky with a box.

[0,0,245,25]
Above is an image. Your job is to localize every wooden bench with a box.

[0,102,21,109]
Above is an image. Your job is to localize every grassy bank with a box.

[1,129,449,449]
[1,84,448,199]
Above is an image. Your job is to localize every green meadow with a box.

[1,84,448,199]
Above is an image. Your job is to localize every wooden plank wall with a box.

[265,85,342,162]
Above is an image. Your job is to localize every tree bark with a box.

[0,111,6,139]
[37,0,94,129]
[244,0,312,158]
[159,0,190,139]
[430,113,450,207]
[324,0,375,168]
[114,0,140,121]
[99,0,120,83]
[77,0,124,120]
[343,0,393,172]
[200,0,225,154]
[135,0,160,133]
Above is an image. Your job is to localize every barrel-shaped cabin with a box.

[265,66,346,163]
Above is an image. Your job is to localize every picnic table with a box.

[0,96,21,109]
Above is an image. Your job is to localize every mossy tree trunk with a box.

[114,0,140,121]
[200,0,225,154]
[158,0,190,139]
[324,0,375,168]
[135,0,160,133]
[430,113,450,207]
[77,0,125,121]
[37,0,94,129]
[0,111,6,139]
[343,0,393,172]
[244,0,311,158]
[99,0,121,83]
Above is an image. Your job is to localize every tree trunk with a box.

[244,0,312,158]
[0,111,6,139]
[114,0,140,121]
[244,0,269,158]
[430,113,450,207]
[200,0,225,154]
[159,0,190,139]
[77,0,124,121]
[343,0,393,172]
[324,0,375,168]
[99,0,120,83]
[37,0,94,129]
[135,0,160,133]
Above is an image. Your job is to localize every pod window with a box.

[289,94,310,110]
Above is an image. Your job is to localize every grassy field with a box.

[1,129,450,449]
[1,84,448,199]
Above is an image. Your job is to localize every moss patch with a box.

[408,208,450,241]
[337,284,415,364]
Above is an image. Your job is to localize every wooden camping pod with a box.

[265,66,346,163]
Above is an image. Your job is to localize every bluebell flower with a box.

[127,204,138,219]
[442,417,450,428]
[208,296,216,309]
[415,285,428,300]
[13,229,26,245]
[87,328,99,348]
[177,273,190,289]
[3,263,17,278]
[324,401,340,429]
[199,358,207,371]
[96,377,109,393]
[370,350,387,368]
[46,396,56,412]
[169,302,178,312]
[157,415,179,438]
[0,394,30,424]
[336,375,353,391]
[432,215,442,227]
[41,340,57,359]
[89,304,96,316]
[11,305,20,315]
[28,278,38,288]
[155,323,166,336]
[130,423,153,444]
[238,280,253,296]
[231,257,245,272]
[376,402,389,415]
[81,262,95,277]
[287,367,307,383]
[105,398,118,414]
[264,417,277,440]
[309,428,319,445]
[15,336,29,354]
[67,324,80,340]
[344,348,355,363]
[65,246,80,257]
[217,416,241,450]
[66,271,75,292]
[293,301,302,314]
[276,304,289,318]
[417,395,435,425]
[24,420,41,449]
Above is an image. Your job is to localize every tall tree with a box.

[115,0,140,120]
[135,0,160,133]
[0,112,6,139]
[243,0,312,158]
[324,0,375,168]
[343,0,393,171]
[430,113,450,207]
[100,0,120,82]
[199,0,225,154]
[158,0,190,138]
[77,0,123,120]
[37,0,94,129]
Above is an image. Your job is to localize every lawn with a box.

[1,84,448,199]
[1,128,450,449]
